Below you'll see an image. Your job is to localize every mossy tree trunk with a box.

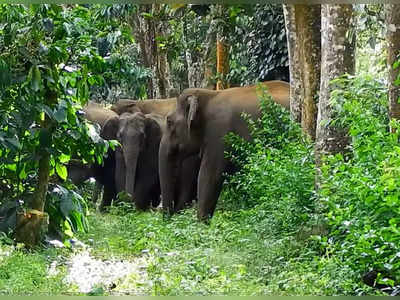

[283,4,321,140]
[295,4,321,140]
[130,4,172,98]
[283,4,302,123]
[216,36,229,90]
[315,4,355,179]
[386,4,400,131]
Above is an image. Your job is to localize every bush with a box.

[222,84,315,237]
[321,74,400,288]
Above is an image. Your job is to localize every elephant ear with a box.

[187,95,199,133]
[101,116,120,140]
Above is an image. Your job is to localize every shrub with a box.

[321,74,400,287]
[222,84,315,237]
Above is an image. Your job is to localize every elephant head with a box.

[67,159,96,185]
[102,112,163,209]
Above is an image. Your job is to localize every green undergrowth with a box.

[0,205,378,295]
[0,240,70,295]
[79,206,377,295]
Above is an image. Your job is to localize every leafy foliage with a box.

[321,74,400,288]
[228,4,289,85]
[223,86,315,237]
[0,4,112,239]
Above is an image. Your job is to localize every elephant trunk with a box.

[159,138,180,215]
[114,147,125,193]
[123,146,141,201]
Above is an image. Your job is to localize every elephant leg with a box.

[98,183,116,212]
[151,188,161,208]
[175,155,200,212]
[196,145,226,221]
[133,183,152,211]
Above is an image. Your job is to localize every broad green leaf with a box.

[59,153,70,163]
[56,163,67,180]
[53,107,67,123]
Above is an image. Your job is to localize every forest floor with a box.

[0,204,379,295]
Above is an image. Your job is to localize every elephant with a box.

[159,80,290,221]
[101,112,164,209]
[67,102,119,210]
[67,153,116,210]
[102,110,199,211]
[110,97,200,212]
[111,97,177,117]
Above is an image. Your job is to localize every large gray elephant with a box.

[159,81,290,220]
[110,98,177,117]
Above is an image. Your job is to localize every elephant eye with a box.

[167,116,173,128]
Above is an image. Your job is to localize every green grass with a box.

[0,204,380,295]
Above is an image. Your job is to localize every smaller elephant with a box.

[102,112,164,210]
[67,150,117,211]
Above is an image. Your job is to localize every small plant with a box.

[45,184,89,241]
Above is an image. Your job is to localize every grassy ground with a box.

[0,202,380,296]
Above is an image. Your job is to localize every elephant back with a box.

[83,101,118,128]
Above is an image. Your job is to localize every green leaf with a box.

[31,65,41,92]
[5,136,21,150]
[56,163,67,180]
[53,107,67,123]
[59,153,70,163]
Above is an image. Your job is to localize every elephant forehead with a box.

[121,114,146,130]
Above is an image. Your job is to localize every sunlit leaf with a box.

[56,163,67,180]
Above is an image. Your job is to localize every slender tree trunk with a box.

[201,8,217,89]
[295,5,321,140]
[315,4,355,168]
[283,4,302,123]
[216,36,229,90]
[16,89,56,247]
[153,4,172,98]
[31,150,50,211]
[216,5,229,91]
[386,4,400,130]
[183,13,205,89]
[130,4,172,98]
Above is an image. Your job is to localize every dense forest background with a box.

[0,3,400,296]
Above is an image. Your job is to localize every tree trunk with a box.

[31,150,50,211]
[315,4,355,167]
[216,36,229,90]
[201,8,218,89]
[182,12,205,89]
[16,88,56,247]
[130,4,172,98]
[295,4,321,140]
[386,4,400,130]
[216,4,229,91]
[283,4,302,123]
